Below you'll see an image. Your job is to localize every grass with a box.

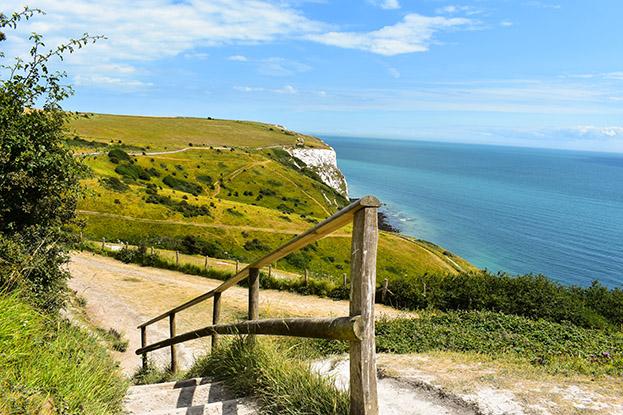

[68,113,328,150]
[0,292,127,415]
[298,311,623,377]
[188,337,349,415]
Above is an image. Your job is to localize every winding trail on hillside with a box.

[77,209,351,237]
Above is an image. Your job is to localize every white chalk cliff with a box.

[288,147,349,198]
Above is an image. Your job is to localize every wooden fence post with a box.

[212,292,221,350]
[343,273,348,288]
[205,256,208,269]
[236,260,240,273]
[140,326,148,371]
[169,313,177,373]
[175,251,179,266]
[248,268,260,343]
[268,264,272,278]
[101,237,106,250]
[304,269,309,286]
[349,206,379,415]
[381,278,389,304]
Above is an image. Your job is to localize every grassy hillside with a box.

[68,113,328,150]
[0,293,126,414]
[72,114,477,288]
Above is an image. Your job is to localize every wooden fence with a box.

[136,196,381,414]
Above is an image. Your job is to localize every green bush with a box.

[162,175,203,195]
[100,176,129,192]
[0,293,127,414]
[107,148,131,163]
[385,272,623,330]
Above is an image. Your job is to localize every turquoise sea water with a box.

[322,136,623,288]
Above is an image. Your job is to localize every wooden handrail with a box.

[136,195,381,415]
[136,316,363,355]
[137,195,381,329]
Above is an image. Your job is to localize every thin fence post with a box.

[268,264,272,278]
[169,313,177,373]
[175,251,179,266]
[343,273,348,288]
[248,268,260,343]
[236,260,240,273]
[212,292,221,350]
[381,278,389,304]
[140,326,148,371]
[349,205,379,415]
[101,237,106,250]
[304,269,309,286]
[205,255,208,269]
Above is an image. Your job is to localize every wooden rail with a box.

[136,196,381,415]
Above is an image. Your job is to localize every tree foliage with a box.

[0,8,100,310]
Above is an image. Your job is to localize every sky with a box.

[2,0,623,152]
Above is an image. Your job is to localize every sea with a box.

[321,135,623,288]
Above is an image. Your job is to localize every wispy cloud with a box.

[435,5,483,16]
[307,13,474,56]
[500,20,513,27]
[234,84,298,94]
[523,1,561,10]
[258,58,311,77]
[368,0,401,10]
[228,55,248,62]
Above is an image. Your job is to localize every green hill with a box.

[72,113,478,285]
[68,113,328,151]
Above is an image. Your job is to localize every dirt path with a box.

[68,252,411,375]
[77,209,351,237]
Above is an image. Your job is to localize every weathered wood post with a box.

[248,268,260,343]
[381,278,389,304]
[212,292,221,350]
[343,273,348,288]
[101,237,106,250]
[268,264,272,278]
[236,260,240,273]
[349,199,380,415]
[140,326,148,371]
[169,313,177,373]
[205,255,209,269]
[304,269,309,286]
[175,251,179,266]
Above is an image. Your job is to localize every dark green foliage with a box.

[180,235,227,258]
[197,174,213,184]
[226,207,244,217]
[285,251,312,269]
[385,272,623,330]
[100,176,129,192]
[107,147,131,163]
[0,9,97,311]
[162,175,203,195]
[243,238,270,251]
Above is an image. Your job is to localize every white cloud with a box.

[388,67,400,78]
[2,0,325,88]
[572,126,623,138]
[74,74,153,89]
[233,84,298,94]
[368,0,401,10]
[228,55,248,62]
[435,5,482,16]
[258,57,311,76]
[307,13,473,56]
[500,20,513,27]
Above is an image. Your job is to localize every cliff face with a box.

[288,147,349,198]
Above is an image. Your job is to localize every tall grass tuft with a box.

[188,337,349,415]
[0,292,127,414]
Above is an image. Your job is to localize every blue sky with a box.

[3,0,623,152]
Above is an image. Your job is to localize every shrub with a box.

[243,238,270,251]
[107,148,131,163]
[162,175,203,195]
[100,176,129,192]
